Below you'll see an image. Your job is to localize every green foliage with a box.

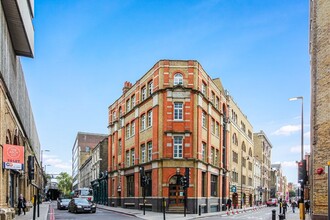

[56,172,72,197]
[289,190,296,198]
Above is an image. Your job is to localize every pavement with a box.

[96,204,312,220]
[13,201,312,220]
[14,202,51,220]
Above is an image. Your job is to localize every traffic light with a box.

[140,166,145,187]
[185,167,190,188]
[181,176,187,188]
[298,160,307,184]
[28,155,35,180]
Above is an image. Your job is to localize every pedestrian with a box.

[226,198,232,211]
[17,194,26,215]
[305,200,310,214]
[292,200,297,213]
[283,200,288,213]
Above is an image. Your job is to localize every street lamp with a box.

[41,149,50,169]
[289,96,305,219]
[288,96,304,161]
[44,164,51,174]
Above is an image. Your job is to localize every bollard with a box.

[199,205,201,216]
[283,206,286,219]
[272,209,276,220]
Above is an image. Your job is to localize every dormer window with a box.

[174,73,183,86]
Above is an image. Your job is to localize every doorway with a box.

[168,175,184,206]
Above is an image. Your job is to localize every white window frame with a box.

[126,151,130,167]
[131,95,135,108]
[174,73,183,85]
[147,110,152,127]
[141,114,146,130]
[131,121,135,136]
[202,111,206,128]
[202,142,206,161]
[141,86,146,101]
[131,149,135,166]
[173,136,183,158]
[148,81,153,96]
[141,144,146,163]
[147,142,152,162]
[174,102,183,120]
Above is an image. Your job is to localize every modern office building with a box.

[228,96,255,208]
[253,131,272,203]
[0,0,41,218]
[309,0,330,219]
[72,132,107,190]
[107,60,231,213]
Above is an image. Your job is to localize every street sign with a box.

[230,185,237,193]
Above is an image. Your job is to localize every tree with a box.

[56,172,72,197]
[289,190,296,198]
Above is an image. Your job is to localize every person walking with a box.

[17,194,26,215]
[291,200,297,213]
[305,200,310,214]
[226,198,232,211]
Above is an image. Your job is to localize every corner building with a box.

[108,60,230,213]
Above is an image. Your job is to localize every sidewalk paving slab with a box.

[14,202,50,220]
[97,204,313,220]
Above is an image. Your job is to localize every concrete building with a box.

[309,0,330,219]
[108,60,231,214]
[228,96,254,208]
[253,131,272,204]
[72,132,107,190]
[0,0,41,219]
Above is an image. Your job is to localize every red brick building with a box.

[107,60,230,213]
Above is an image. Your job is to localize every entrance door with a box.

[169,184,184,206]
[168,175,184,206]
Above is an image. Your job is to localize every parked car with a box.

[266,198,278,207]
[57,198,70,210]
[68,198,96,213]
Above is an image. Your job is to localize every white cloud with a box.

[274,161,297,168]
[272,124,300,136]
[43,154,72,174]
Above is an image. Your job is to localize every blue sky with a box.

[21,0,310,184]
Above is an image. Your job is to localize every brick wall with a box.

[310,0,330,219]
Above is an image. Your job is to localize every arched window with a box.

[248,148,252,157]
[174,73,183,85]
[6,130,11,144]
[232,133,238,146]
[242,142,246,152]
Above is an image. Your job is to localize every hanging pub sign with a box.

[3,144,24,170]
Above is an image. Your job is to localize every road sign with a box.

[230,185,237,193]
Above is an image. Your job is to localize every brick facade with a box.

[309,0,330,219]
[108,60,232,213]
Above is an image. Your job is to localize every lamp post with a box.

[41,149,50,170]
[289,96,304,220]
[44,164,51,175]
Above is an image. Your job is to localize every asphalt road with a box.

[52,202,139,220]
